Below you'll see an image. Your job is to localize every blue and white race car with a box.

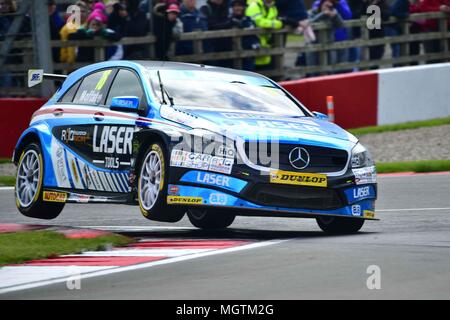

[14,61,377,233]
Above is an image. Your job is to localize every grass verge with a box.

[0,158,11,164]
[0,176,14,186]
[0,230,132,265]
[349,116,450,136]
[377,159,450,174]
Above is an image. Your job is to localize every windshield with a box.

[148,69,307,117]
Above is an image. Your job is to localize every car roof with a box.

[132,60,261,77]
[71,60,264,78]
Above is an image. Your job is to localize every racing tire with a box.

[187,209,235,230]
[316,216,365,234]
[137,142,185,223]
[15,143,64,219]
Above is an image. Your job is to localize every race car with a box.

[13,61,377,233]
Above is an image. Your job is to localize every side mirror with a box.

[312,111,329,121]
[110,96,139,112]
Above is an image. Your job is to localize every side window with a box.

[73,69,114,106]
[106,69,145,108]
[59,80,81,103]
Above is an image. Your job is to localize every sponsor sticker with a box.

[170,150,233,174]
[208,193,227,205]
[209,156,233,174]
[167,196,203,205]
[61,128,89,143]
[68,194,91,203]
[352,205,362,216]
[270,170,327,187]
[168,185,180,195]
[364,210,375,219]
[353,166,377,185]
[28,69,43,87]
[93,125,134,155]
[71,160,79,184]
[43,191,67,203]
[344,185,376,204]
[180,171,247,193]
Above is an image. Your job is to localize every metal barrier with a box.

[1,10,449,97]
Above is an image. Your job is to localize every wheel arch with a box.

[13,125,56,188]
[133,129,172,172]
[13,129,43,164]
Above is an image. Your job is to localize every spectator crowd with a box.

[1,0,450,87]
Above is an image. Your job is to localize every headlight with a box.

[351,143,374,168]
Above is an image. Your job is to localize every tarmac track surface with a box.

[0,173,450,299]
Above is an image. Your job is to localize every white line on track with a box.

[0,187,14,191]
[0,238,288,295]
[79,225,196,231]
[377,207,450,212]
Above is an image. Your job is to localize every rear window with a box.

[73,69,114,106]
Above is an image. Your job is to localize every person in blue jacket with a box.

[388,0,410,60]
[311,0,352,42]
[176,0,209,56]
[276,0,309,28]
[308,0,352,70]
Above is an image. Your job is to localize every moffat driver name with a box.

[270,170,328,187]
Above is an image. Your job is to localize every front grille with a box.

[245,184,343,210]
[244,142,348,173]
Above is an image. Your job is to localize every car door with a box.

[95,68,148,193]
[52,68,127,194]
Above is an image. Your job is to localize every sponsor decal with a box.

[180,171,247,193]
[43,191,67,203]
[344,185,376,204]
[270,170,327,187]
[104,157,120,169]
[71,159,79,184]
[208,193,227,205]
[217,145,235,159]
[167,196,203,205]
[229,119,327,134]
[209,156,233,174]
[352,205,362,216]
[354,186,371,198]
[51,139,71,188]
[363,210,375,219]
[61,128,89,143]
[196,172,230,188]
[170,150,234,174]
[171,150,211,171]
[353,166,377,185]
[68,194,91,203]
[93,126,134,155]
[168,185,180,195]
[28,69,43,87]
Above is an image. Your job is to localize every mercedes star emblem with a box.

[289,147,310,169]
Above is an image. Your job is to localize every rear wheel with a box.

[316,216,365,234]
[187,209,235,230]
[138,143,185,222]
[15,143,64,219]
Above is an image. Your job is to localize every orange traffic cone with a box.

[326,96,335,122]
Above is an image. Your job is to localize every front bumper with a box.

[167,167,378,220]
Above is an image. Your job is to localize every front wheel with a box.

[187,209,235,230]
[15,143,64,219]
[137,143,185,223]
[316,216,365,234]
